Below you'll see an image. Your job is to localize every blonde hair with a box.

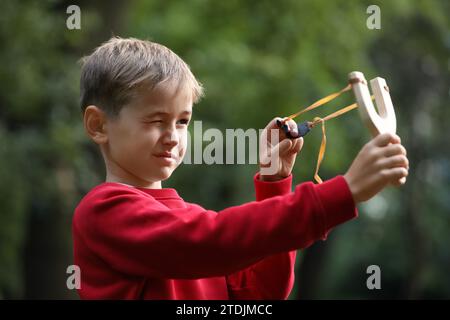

[80,37,204,116]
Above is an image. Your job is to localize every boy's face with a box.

[102,82,192,188]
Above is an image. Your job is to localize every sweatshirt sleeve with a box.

[226,173,297,299]
[73,175,358,280]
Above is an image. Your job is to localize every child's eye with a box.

[177,119,190,125]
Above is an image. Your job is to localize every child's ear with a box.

[84,105,108,144]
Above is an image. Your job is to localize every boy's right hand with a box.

[344,133,409,204]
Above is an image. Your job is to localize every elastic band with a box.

[281,80,374,183]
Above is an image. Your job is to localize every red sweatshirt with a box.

[72,173,357,299]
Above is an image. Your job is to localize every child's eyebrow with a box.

[143,110,192,118]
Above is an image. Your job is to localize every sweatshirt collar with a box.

[134,186,181,200]
[101,182,182,200]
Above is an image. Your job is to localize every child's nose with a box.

[162,125,179,147]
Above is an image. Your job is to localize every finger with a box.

[373,132,401,147]
[382,167,409,183]
[261,117,286,146]
[380,144,407,157]
[391,176,407,187]
[284,118,298,135]
[274,117,298,141]
[261,124,280,147]
[380,154,409,169]
[272,138,293,157]
[264,117,284,131]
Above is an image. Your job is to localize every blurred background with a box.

[0,0,448,299]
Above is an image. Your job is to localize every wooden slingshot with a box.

[276,70,398,183]
[348,71,396,137]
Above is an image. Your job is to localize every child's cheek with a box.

[177,134,188,163]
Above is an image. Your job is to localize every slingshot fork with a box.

[349,71,405,184]
[348,71,397,137]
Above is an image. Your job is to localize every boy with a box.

[73,37,409,299]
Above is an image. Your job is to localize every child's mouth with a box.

[154,152,176,165]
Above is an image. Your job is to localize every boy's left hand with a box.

[259,117,304,181]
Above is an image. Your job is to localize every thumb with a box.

[373,132,401,147]
[291,137,304,154]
